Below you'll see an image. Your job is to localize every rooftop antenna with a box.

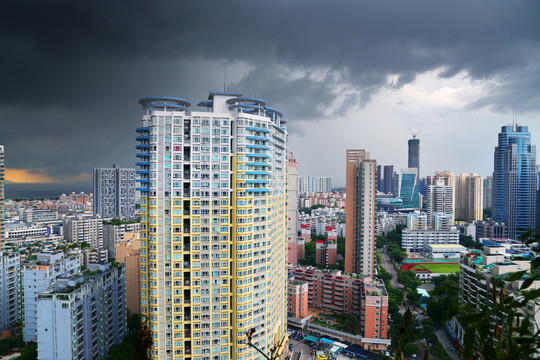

[223,63,227,92]
[408,126,422,139]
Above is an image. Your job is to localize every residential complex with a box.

[115,236,141,315]
[36,262,127,360]
[290,267,389,350]
[93,164,137,220]
[493,125,537,238]
[63,216,104,248]
[0,251,21,331]
[426,178,454,228]
[23,252,81,342]
[345,149,376,276]
[287,153,299,265]
[401,228,459,253]
[298,176,332,194]
[449,245,540,352]
[455,173,483,222]
[136,93,288,360]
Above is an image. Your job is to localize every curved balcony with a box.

[136,170,150,174]
[136,179,150,183]
[136,153,151,158]
[135,161,150,166]
[136,126,150,133]
[136,144,151,149]
[136,135,150,141]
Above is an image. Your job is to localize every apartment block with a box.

[36,262,127,360]
[136,94,288,360]
[23,252,81,342]
[93,164,136,220]
[63,216,104,248]
[103,222,141,259]
[455,173,483,222]
[345,149,376,276]
[115,238,141,316]
[0,251,21,331]
[287,280,309,319]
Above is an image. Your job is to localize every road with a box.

[380,247,403,290]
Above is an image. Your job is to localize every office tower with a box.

[63,216,104,248]
[0,145,4,243]
[475,220,507,239]
[383,165,394,194]
[287,153,299,265]
[0,251,20,331]
[426,179,454,228]
[396,168,421,209]
[345,149,376,276]
[23,252,81,342]
[36,262,126,359]
[376,165,383,192]
[93,164,136,220]
[408,136,420,179]
[455,173,484,222]
[136,93,288,360]
[483,176,493,209]
[493,125,537,238]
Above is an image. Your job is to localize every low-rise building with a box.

[401,228,459,253]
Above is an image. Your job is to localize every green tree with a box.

[298,241,316,266]
[459,234,483,250]
[337,236,345,256]
[18,342,37,360]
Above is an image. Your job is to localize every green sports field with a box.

[413,263,460,273]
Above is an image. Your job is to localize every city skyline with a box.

[0,1,539,188]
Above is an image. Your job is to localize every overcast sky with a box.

[1,0,539,187]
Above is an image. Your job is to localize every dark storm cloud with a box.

[0,0,538,180]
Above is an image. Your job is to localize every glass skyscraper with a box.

[135,93,288,360]
[493,125,537,239]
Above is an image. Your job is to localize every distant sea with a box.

[5,183,92,200]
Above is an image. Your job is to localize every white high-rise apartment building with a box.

[23,252,81,342]
[287,153,299,265]
[426,179,454,229]
[136,93,288,360]
[298,176,332,193]
[63,216,104,248]
[0,251,20,331]
[93,165,136,220]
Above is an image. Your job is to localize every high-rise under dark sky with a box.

[408,137,420,179]
[493,125,537,238]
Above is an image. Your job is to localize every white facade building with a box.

[23,252,81,342]
[63,216,104,248]
[136,94,288,360]
[0,251,20,331]
[401,228,459,253]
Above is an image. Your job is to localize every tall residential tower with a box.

[136,93,288,360]
[345,149,376,276]
[93,164,136,220]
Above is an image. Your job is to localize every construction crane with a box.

[408,127,422,139]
